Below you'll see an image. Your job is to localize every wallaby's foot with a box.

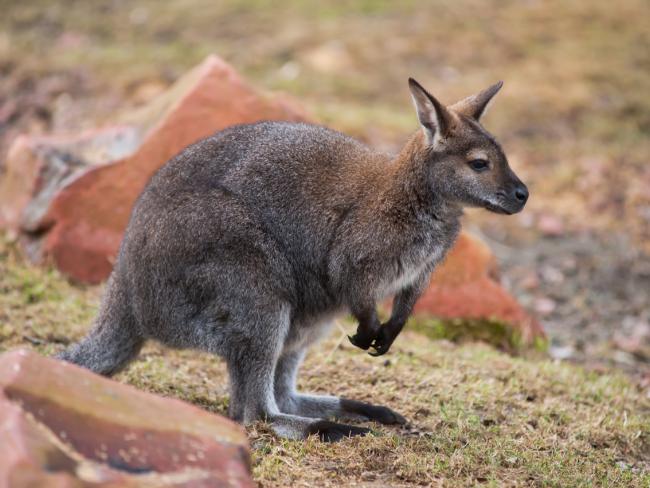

[267,413,371,442]
[340,398,406,425]
[276,392,406,426]
[306,420,372,442]
[274,350,407,426]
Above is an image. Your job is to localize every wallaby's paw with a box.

[306,420,372,442]
[368,328,396,356]
[368,339,392,356]
[368,344,388,356]
[348,333,372,350]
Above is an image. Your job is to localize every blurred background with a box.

[0,0,648,379]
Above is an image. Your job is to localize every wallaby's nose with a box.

[513,185,529,204]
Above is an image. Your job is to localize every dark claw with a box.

[368,345,388,357]
[348,333,371,350]
[367,332,393,356]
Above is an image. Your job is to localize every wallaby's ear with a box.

[450,81,503,121]
[408,78,454,145]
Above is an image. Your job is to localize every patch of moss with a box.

[408,316,548,355]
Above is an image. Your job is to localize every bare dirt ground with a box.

[474,217,650,383]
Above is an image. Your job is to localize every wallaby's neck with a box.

[382,130,462,223]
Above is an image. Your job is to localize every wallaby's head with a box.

[408,78,528,215]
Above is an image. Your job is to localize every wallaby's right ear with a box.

[408,78,453,145]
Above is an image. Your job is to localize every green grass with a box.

[1,237,648,486]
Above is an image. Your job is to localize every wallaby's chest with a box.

[376,218,460,299]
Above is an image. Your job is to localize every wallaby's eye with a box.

[469,159,490,172]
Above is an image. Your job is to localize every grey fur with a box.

[57,79,527,441]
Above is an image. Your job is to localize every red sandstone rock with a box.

[414,232,545,344]
[0,127,139,234]
[0,349,253,488]
[1,55,308,283]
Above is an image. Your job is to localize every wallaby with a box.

[57,78,528,442]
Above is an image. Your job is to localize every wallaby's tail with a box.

[57,275,144,376]
[57,321,143,376]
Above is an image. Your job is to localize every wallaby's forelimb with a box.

[348,302,381,350]
[369,278,429,356]
[360,276,429,356]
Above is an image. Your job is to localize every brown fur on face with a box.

[408,78,528,214]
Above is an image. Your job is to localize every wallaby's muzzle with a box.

[504,179,529,214]
[512,183,529,209]
[488,180,528,215]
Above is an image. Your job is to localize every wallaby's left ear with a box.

[408,78,454,145]
[450,81,503,121]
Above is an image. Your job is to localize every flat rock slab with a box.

[0,349,253,487]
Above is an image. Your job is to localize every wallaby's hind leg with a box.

[274,349,406,425]
[224,304,370,442]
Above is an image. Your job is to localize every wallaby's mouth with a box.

[482,197,527,215]
[483,201,514,215]
[483,185,528,215]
